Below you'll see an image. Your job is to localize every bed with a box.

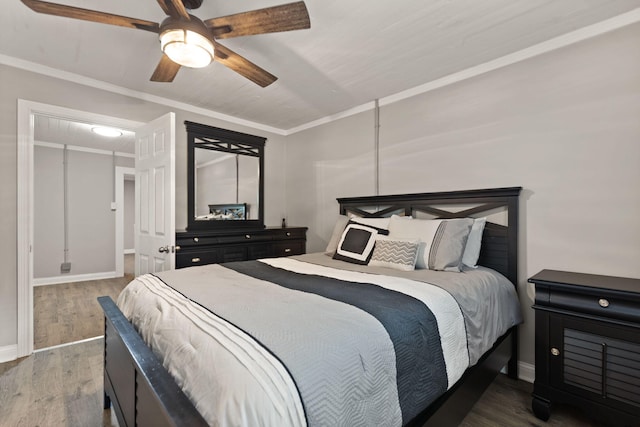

[99,186,522,427]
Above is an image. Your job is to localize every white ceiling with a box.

[4,0,640,133]
[33,115,136,153]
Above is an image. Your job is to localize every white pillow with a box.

[368,236,420,271]
[325,215,350,256]
[462,218,486,268]
[388,216,473,272]
[349,215,391,229]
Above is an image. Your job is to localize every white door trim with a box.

[17,99,143,358]
[115,167,135,277]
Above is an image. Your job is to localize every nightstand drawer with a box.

[549,290,640,323]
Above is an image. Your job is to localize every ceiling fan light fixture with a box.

[160,20,214,68]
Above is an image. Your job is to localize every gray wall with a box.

[0,64,287,349]
[34,144,134,279]
[284,23,640,368]
[2,21,638,373]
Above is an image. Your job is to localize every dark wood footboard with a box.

[98,296,207,427]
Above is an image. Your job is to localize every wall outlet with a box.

[60,262,71,273]
[110,202,117,211]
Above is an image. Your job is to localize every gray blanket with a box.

[149,255,522,426]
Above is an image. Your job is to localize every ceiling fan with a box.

[20,0,310,87]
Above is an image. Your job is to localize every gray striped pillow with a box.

[368,237,419,271]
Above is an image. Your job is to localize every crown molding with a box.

[0,54,287,136]
[287,7,640,134]
[2,7,639,136]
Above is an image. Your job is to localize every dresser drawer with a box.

[221,246,248,262]
[549,290,640,323]
[176,235,219,247]
[270,228,307,240]
[176,249,221,268]
[272,241,305,257]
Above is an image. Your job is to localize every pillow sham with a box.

[388,216,473,272]
[324,215,350,256]
[461,218,486,268]
[368,236,420,271]
[332,223,382,265]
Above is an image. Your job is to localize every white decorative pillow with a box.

[462,218,486,268]
[348,215,391,230]
[332,223,380,265]
[325,215,350,256]
[388,216,473,272]
[368,236,420,271]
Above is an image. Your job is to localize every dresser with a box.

[176,227,307,269]
[529,269,640,426]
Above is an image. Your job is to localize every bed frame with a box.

[98,186,521,427]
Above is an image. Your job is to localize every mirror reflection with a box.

[194,148,259,221]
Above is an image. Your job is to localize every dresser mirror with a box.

[186,121,265,230]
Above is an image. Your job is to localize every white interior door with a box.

[135,113,176,276]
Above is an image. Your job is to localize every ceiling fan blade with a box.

[20,0,159,32]
[150,54,182,82]
[205,1,310,39]
[213,41,277,87]
[156,0,190,20]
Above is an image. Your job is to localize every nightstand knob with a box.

[193,237,199,242]
[551,348,560,356]
[598,298,610,308]
[245,234,251,239]
[286,232,291,236]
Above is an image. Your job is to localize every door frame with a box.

[17,99,144,357]
[115,167,136,277]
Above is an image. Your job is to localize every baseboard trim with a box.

[34,271,119,286]
[0,344,18,363]
[518,361,535,383]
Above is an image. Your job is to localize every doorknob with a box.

[158,246,170,253]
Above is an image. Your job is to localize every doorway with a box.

[17,100,144,356]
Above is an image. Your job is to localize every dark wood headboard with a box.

[337,187,522,286]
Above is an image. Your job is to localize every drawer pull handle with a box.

[191,257,201,263]
[245,234,251,239]
[286,232,291,236]
[598,298,610,308]
[193,237,199,242]
[284,248,291,253]
[551,348,560,356]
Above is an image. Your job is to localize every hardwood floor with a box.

[33,255,133,349]
[0,338,603,427]
[0,339,118,427]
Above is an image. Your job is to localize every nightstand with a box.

[529,269,640,426]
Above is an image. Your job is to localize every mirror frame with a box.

[185,121,265,231]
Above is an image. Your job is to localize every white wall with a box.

[285,23,640,368]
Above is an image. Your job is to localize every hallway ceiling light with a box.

[91,126,123,138]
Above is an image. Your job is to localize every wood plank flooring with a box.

[0,338,603,427]
[33,255,133,349]
[0,339,118,427]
